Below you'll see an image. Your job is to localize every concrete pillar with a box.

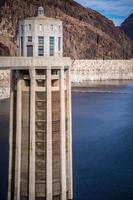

[29,69,36,200]
[8,71,14,200]
[33,20,36,57]
[23,21,26,57]
[14,71,22,200]
[66,68,73,199]
[60,68,67,200]
[46,68,53,200]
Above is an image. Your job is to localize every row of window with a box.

[27,36,61,52]
[21,24,61,32]
[38,36,60,56]
[21,36,61,57]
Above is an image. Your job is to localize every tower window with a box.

[27,45,33,57]
[21,37,23,56]
[58,37,61,51]
[39,24,42,31]
[51,24,54,31]
[28,36,32,42]
[29,24,32,31]
[38,36,44,56]
[59,25,61,32]
[49,36,54,56]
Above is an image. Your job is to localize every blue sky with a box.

[75,0,133,26]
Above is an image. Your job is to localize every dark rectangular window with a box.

[50,36,54,56]
[58,37,61,51]
[38,36,44,56]
[21,37,23,56]
[29,24,32,31]
[38,36,44,44]
[28,36,32,42]
[27,45,33,57]
[51,24,54,31]
[59,25,61,32]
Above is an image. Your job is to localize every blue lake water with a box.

[0,99,9,200]
[1,82,133,200]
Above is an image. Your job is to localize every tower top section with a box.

[37,6,44,17]
[18,7,63,58]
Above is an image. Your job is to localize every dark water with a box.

[1,82,133,200]
[0,99,9,200]
[73,83,133,200]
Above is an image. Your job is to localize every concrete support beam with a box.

[66,69,73,199]
[8,71,14,200]
[14,72,22,200]
[46,68,53,200]
[29,69,36,200]
[60,68,67,200]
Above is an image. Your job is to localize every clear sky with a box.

[75,0,133,26]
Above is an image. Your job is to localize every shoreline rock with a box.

[0,87,10,99]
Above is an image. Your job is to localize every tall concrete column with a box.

[46,68,52,200]
[60,68,67,200]
[66,68,73,199]
[14,71,22,200]
[23,22,27,57]
[8,71,14,200]
[33,20,36,57]
[29,69,36,200]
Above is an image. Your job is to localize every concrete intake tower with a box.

[0,7,73,200]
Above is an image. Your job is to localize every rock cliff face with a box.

[0,0,133,59]
[120,14,133,41]
[72,60,133,83]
